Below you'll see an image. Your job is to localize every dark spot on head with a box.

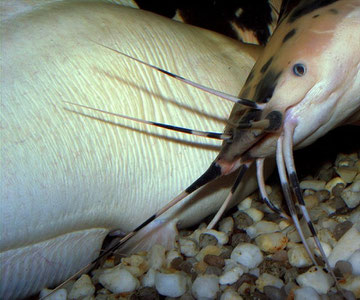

[293,63,307,76]
[282,28,297,43]
[265,110,283,131]
[260,56,274,74]
[312,14,320,18]
[240,87,250,99]
[244,69,255,86]
[329,8,338,14]
[287,0,339,23]
[253,70,282,103]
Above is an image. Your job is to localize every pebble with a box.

[191,274,219,299]
[155,271,187,297]
[219,264,244,285]
[303,194,319,209]
[220,288,243,300]
[336,166,357,183]
[68,274,95,299]
[142,268,157,287]
[305,237,332,258]
[219,217,234,235]
[255,232,288,253]
[338,275,360,298]
[244,208,264,223]
[237,197,252,211]
[201,229,229,245]
[296,266,334,294]
[148,244,166,270]
[300,180,326,191]
[39,288,67,300]
[341,180,360,208]
[329,225,360,267]
[325,177,346,193]
[348,249,360,275]
[195,245,222,262]
[179,238,199,257]
[204,254,225,268]
[246,220,280,239]
[231,243,263,269]
[166,249,182,267]
[255,273,284,292]
[294,286,320,300]
[288,245,313,268]
[98,267,139,293]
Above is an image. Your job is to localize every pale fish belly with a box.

[0,1,262,298]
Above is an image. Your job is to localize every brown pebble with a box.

[318,167,335,182]
[283,268,298,284]
[333,196,346,210]
[199,233,217,248]
[263,285,284,300]
[315,189,330,202]
[234,212,254,229]
[203,254,225,268]
[332,183,346,197]
[232,273,257,290]
[334,221,353,240]
[334,260,353,277]
[271,250,288,262]
[231,232,251,247]
[170,257,184,271]
[219,246,232,259]
[130,287,159,300]
[179,260,196,275]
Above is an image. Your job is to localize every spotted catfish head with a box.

[218,0,360,167]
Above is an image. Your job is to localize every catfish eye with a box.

[293,63,306,76]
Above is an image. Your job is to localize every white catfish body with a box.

[0,1,261,298]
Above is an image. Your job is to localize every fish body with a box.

[0,1,261,298]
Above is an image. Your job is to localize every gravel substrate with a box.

[41,139,360,300]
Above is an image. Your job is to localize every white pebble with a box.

[237,197,252,211]
[219,265,244,285]
[246,220,280,239]
[288,245,313,268]
[231,243,263,269]
[148,244,166,270]
[294,286,320,300]
[220,288,243,300]
[219,217,234,235]
[142,268,156,287]
[68,274,95,299]
[329,225,360,267]
[296,266,334,294]
[192,275,219,299]
[341,180,360,208]
[179,238,199,257]
[155,271,187,297]
[300,180,326,191]
[348,249,360,275]
[325,177,346,193]
[339,275,360,298]
[305,237,332,258]
[39,288,67,300]
[255,232,288,253]
[202,229,229,245]
[255,273,284,292]
[244,208,264,222]
[98,267,139,293]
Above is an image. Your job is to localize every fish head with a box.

[218,0,360,167]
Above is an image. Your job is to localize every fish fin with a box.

[118,219,179,255]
